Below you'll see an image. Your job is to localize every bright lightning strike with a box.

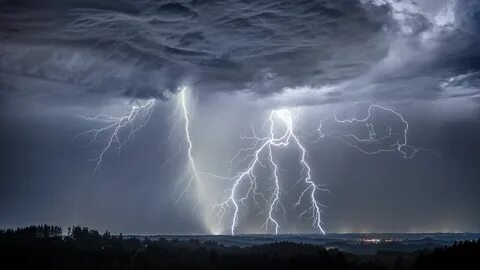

[176,87,203,202]
[213,109,327,235]
[75,93,435,236]
[75,99,156,173]
[211,102,436,235]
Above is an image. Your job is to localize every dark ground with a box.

[1,225,479,270]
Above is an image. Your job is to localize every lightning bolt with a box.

[76,94,435,236]
[213,109,327,235]
[210,102,436,235]
[176,87,203,202]
[75,99,156,173]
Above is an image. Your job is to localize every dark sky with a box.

[0,0,479,234]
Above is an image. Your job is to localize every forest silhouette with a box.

[1,225,478,269]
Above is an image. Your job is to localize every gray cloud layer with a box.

[4,0,477,103]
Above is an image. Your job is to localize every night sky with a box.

[1,0,479,235]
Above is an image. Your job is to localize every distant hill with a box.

[1,225,479,269]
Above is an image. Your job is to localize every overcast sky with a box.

[1,0,479,234]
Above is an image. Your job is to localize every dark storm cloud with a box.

[0,0,388,99]
[1,0,480,234]
[255,0,480,107]
[2,0,477,105]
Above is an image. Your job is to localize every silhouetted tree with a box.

[1,224,479,270]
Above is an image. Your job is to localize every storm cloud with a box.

[1,0,479,234]
[2,0,478,104]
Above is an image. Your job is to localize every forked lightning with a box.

[75,99,155,173]
[77,90,433,235]
[213,109,327,235]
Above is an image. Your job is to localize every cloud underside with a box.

[0,0,479,104]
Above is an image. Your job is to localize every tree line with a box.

[0,224,479,270]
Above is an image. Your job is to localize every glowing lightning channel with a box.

[176,87,202,203]
[76,95,435,235]
[75,99,156,173]
[213,109,327,235]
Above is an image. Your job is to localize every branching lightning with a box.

[213,109,328,235]
[209,102,436,235]
[76,91,435,236]
[317,102,440,159]
[75,99,156,173]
